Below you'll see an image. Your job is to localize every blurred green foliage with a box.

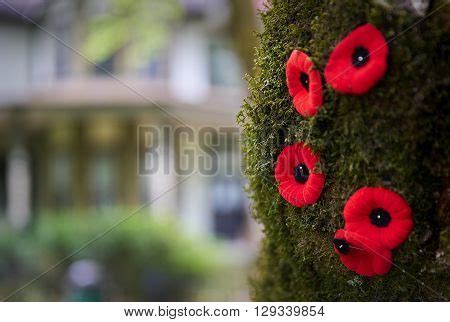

[84,0,182,67]
[0,210,218,301]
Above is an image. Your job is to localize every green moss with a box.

[238,0,449,301]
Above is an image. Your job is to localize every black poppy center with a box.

[300,72,309,91]
[352,46,370,68]
[333,238,349,255]
[370,208,391,227]
[293,163,309,184]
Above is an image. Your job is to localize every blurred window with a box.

[209,39,242,86]
[94,54,115,75]
[49,152,73,208]
[181,0,228,20]
[55,26,72,79]
[141,54,165,79]
[212,177,246,239]
[138,149,151,204]
[89,151,118,208]
[180,0,208,18]
[0,155,6,216]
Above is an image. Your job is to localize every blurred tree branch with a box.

[82,0,182,68]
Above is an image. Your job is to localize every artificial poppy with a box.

[324,23,388,95]
[286,50,323,117]
[274,142,325,207]
[343,187,413,250]
[333,229,392,277]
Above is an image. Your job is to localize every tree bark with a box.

[239,0,449,301]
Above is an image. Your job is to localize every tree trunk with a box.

[239,0,449,301]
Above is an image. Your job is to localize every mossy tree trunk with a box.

[239,0,449,301]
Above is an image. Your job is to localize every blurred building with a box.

[0,0,260,250]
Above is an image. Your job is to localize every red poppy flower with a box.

[286,50,323,117]
[343,187,413,250]
[324,23,388,95]
[274,142,325,207]
[333,229,392,277]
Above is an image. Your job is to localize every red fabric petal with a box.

[302,173,326,205]
[324,23,388,95]
[334,229,392,277]
[278,180,306,207]
[343,187,375,223]
[274,142,325,208]
[300,144,320,170]
[286,50,307,97]
[379,219,414,250]
[286,50,323,117]
[343,187,414,250]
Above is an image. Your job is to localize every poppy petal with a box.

[343,187,414,250]
[333,229,392,277]
[286,50,323,117]
[324,23,388,95]
[274,142,325,208]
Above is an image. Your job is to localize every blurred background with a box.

[0,0,264,301]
